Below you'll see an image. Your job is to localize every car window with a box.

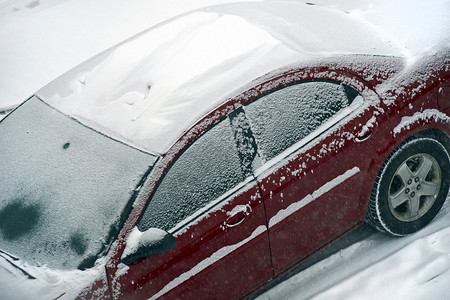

[138,118,245,232]
[243,81,359,161]
[0,97,157,270]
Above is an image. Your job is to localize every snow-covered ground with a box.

[0,0,449,299]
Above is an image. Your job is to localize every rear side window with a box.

[243,81,357,161]
[139,119,245,232]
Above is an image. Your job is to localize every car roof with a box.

[36,1,405,155]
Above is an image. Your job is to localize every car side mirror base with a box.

[120,227,176,265]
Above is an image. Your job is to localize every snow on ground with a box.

[0,0,449,299]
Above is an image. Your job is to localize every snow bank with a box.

[312,226,450,300]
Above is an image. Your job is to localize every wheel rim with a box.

[388,153,442,222]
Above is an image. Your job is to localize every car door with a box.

[110,114,272,299]
[238,79,391,274]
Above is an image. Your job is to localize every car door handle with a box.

[355,130,372,142]
[226,211,246,227]
[225,205,252,228]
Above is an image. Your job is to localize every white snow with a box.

[393,109,450,136]
[121,227,145,259]
[6,1,406,153]
[38,10,301,154]
[0,254,106,300]
[310,0,450,61]
[121,227,171,260]
[0,0,260,110]
[1,0,449,299]
[33,1,403,155]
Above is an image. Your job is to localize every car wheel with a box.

[366,136,450,236]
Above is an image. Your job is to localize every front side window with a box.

[139,119,245,232]
[243,81,359,161]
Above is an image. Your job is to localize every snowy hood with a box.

[36,1,403,155]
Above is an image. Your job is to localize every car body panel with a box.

[107,105,273,299]
[375,47,450,145]
[113,182,271,299]
[438,85,450,111]
[2,55,448,300]
[1,2,449,300]
[100,63,402,298]
[257,104,388,274]
[226,68,393,275]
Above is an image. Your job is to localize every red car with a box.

[0,2,449,299]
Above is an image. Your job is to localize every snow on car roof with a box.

[37,1,403,155]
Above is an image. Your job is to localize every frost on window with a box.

[0,97,157,270]
[138,119,245,232]
[244,81,355,161]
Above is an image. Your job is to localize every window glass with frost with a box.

[0,97,157,270]
[138,119,245,232]
[243,81,358,161]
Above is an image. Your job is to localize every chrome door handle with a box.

[355,130,372,142]
[225,211,246,227]
[225,205,252,228]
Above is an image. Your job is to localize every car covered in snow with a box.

[0,1,449,299]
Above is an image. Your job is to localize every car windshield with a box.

[0,96,157,270]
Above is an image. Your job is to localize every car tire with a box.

[365,136,450,236]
